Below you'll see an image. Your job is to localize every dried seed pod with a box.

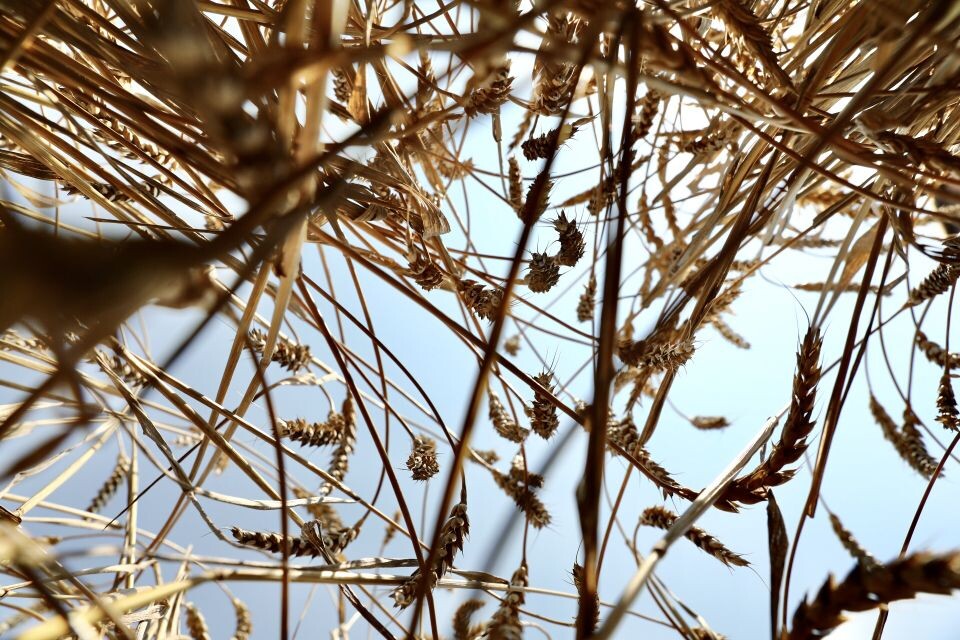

[906,262,960,307]
[321,396,357,496]
[408,249,444,291]
[278,414,342,447]
[525,252,559,293]
[458,279,505,321]
[936,372,958,430]
[639,506,748,567]
[710,317,750,349]
[725,328,822,503]
[508,157,524,215]
[86,455,130,515]
[231,598,252,640]
[61,180,131,203]
[553,212,585,267]
[619,336,695,371]
[870,397,939,478]
[273,339,312,372]
[577,275,596,322]
[572,563,599,633]
[632,90,661,139]
[504,335,521,356]
[526,372,559,439]
[827,512,880,572]
[520,121,580,161]
[230,526,321,558]
[184,603,211,640]
[489,393,529,443]
[406,435,440,481]
[487,564,527,640]
[392,501,469,608]
[788,551,960,639]
[521,172,552,225]
[249,329,312,373]
[491,457,551,528]
[331,66,353,103]
[452,598,486,640]
[916,330,960,369]
[466,60,513,116]
[690,416,730,430]
[900,408,940,478]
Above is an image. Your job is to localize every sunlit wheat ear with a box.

[391,501,469,609]
[488,393,529,443]
[231,598,252,640]
[690,416,730,430]
[936,372,959,430]
[552,212,585,268]
[184,603,211,640]
[507,156,524,216]
[788,552,960,640]
[521,172,553,225]
[632,89,661,139]
[605,415,699,503]
[900,408,940,478]
[486,563,527,640]
[525,252,560,293]
[458,278,505,321]
[85,454,129,516]
[577,275,596,322]
[490,456,551,529]
[827,511,880,572]
[618,335,695,371]
[526,371,559,439]
[905,263,960,307]
[572,563,599,633]
[724,327,822,505]
[248,329,312,373]
[521,120,582,161]
[709,317,751,349]
[321,396,357,497]
[452,598,486,640]
[916,331,960,369]
[639,506,749,568]
[406,248,445,291]
[870,396,939,478]
[278,414,343,447]
[406,435,440,481]
[230,527,321,558]
[464,59,513,117]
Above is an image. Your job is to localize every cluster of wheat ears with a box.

[2,0,960,638]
